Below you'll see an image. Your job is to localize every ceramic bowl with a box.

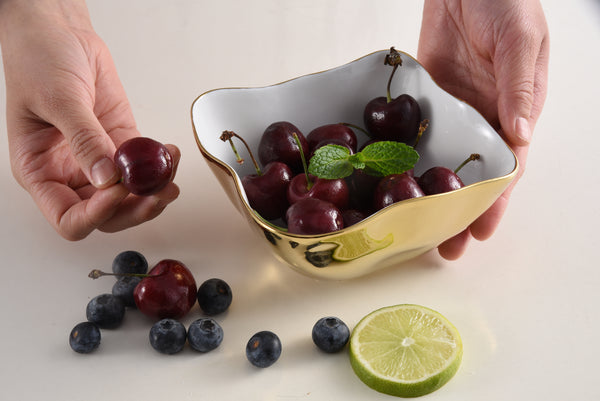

[191,49,517,280]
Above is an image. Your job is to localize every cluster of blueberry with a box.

[68,251,351,368]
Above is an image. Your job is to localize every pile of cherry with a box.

[222,48,479,235]
[69,251,350,367]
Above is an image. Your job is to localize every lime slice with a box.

[326,230,393,261]
[349,304,462,398]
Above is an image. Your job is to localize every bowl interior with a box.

[192,50,516,205]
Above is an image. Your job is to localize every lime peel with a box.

[349,304,462,398]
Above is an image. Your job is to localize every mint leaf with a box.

[308,141,419,179]
[308,145,354,179]
[360,141,419,177]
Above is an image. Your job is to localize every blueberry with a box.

[197,278,232,315]
[187,318,223,352]
[112,276,142,307]
[69,322,101,354]
[86,294,125,329]
[312,316,350,353]
[246,331,281,368]
[112,250,148,276]
[149,318,186,354]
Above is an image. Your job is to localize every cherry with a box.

[346,168,380,214]
[221,131,292,221]
[287,174,349,211]
[88,259,197,320]
[133,259,197,320]
[374,172,424,211]
[342,209,367,227]
[418,153,481,195]
[258,121,309,174]
[287,132,349,211]
[286,198,344,235]
[306,123,358,156]
[114,137,174,196]
[363,47,422,144]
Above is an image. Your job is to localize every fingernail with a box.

[91,157,119,188]
[515,117,532,144]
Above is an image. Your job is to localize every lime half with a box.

[349,304,462,398]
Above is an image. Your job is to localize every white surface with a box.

[0,1,599,400]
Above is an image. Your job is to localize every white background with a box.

[1,1,599,400]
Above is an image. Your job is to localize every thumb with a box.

[495,34,539,147]
[54,105,120,189]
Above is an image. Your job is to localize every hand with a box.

[417,0,549,260]
[0,0,180,240]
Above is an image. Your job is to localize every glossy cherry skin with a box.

[133,259,197,320]
[287,174,349,211]
[306,124,358,155]
[286,198,344,235]
[345,169,380,214]
[417,166,465,195]
[114,137,174,196]
[342,209,367,227]
[374,172,425,211]
[258,121,308,174]
[363,94,422,144]
[242,161,292,221]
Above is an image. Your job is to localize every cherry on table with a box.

[114,137,174,196]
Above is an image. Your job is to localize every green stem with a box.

[383,47,402,103]
[88,269,154,280]
[454,153,481,174]
[413,119,429,149]
[293,132,313,190]
[340,122,372,139]
[220,130,262,176]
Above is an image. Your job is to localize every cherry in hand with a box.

[363,47,422,145]
[114,137,174,196]
[221,131,292,221]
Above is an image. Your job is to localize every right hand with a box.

[0,0,180,240]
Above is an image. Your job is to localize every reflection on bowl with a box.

[191,49,517,280]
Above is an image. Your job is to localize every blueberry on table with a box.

[112,276,142,308]
[86,294,125,329]
[246,331,282,368]
[111,250,148,276]
[187,318,224,352]
[312,317,350,353]
[197,278,233,315]
[149,319,187,354]
[69,322,101,354]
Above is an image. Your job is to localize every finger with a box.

[33,180,130,241]
[437,228,471,261]
[97,182,180,233]
[495,22,545,146]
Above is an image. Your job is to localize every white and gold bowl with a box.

[191,49,517,280]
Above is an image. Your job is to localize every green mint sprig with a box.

[308,141,419,179]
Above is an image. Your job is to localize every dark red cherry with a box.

[242,161,292,220]
[346,169,380,214]
[133,259,197,320]
[374,172,425,211]
[306,124,358,155]
[417,154,480,195]
[258,121,308,174]
[342,209,367,227]
[286,198,344,235]
[417,167,464,195]
[363,94,422,144]
[114,137,174,196]
[287,174,349,211]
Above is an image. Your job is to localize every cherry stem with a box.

[340,122,372,139]
[220,130,262,176]
[88,269,152,280]
[384,47,402,103]
[293,132,313,190]
[454,153,481,174]
[413,119,430,149]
